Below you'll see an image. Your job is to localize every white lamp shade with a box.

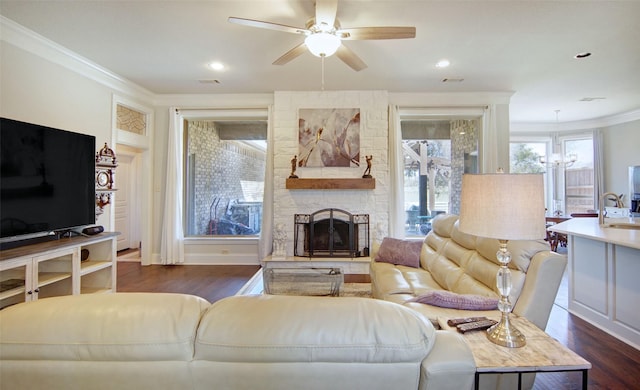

[305,32,341,57]
[458,173,546,240]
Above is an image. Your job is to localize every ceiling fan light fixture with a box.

[435,59,450,68]
[305,32,341,57]
[208,61,225,71]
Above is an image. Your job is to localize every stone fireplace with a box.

[271,91,390,262]
[294,209,370,258]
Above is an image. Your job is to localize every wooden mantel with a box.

[286,178,375,190]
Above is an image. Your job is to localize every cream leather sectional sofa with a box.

[1,292,476,390]
[371,214,566,330]
[370,214,567,390]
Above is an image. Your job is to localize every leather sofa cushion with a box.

[476,237,550,273]
[431,214,458,237]
[0,293,210,361]
[195,295,435,363]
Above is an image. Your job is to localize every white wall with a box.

[1,41,116,229]
[602,119,640,204]
[1,18,155,248]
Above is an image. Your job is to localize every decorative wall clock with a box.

[95,143,118,217]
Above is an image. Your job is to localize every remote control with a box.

[456,319,498,333]
[447,317,489,327]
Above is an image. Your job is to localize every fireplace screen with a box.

[294,208,369,258]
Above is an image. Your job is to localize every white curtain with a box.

[258,105,275,261]
[388,105,405,238]
[593,129,604,210]
[160,107,185,265]
[482,105,499,173]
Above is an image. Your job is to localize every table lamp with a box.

[458,172,546,347]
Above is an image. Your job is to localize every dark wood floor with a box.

[116,259,640,390]
[117,261,260,303]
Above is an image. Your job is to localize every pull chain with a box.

[321,54,325,91]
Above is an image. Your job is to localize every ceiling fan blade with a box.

[228,17,306,35]
[315,0,338,28]
[273,42,308,65]
[338,26,416,40]
[335,45,367,72]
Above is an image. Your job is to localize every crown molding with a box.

[511,108,640,133]
[153,93,273,108]
[1,16,154,101]
[390,91,514,106]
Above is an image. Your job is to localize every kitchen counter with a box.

[548,217,640,250]
[548,217,640,350]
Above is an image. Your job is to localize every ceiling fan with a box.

[228,0,416,71]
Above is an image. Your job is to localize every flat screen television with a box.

[1,118,96,248]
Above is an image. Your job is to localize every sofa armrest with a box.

[512,251,567,329]
[419,330,475,390]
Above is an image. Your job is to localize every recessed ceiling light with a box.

[442,78,464,83]
[208,62,225,71]
[574,52,592,59]
[435,59,450,68]
[199,79,221,84]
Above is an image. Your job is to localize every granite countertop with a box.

[548,217,640,250]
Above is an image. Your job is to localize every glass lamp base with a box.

[486,315,526,348]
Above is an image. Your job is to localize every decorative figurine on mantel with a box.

[289,155,299,178]
[272,223,287,259]
[362,155,373,178]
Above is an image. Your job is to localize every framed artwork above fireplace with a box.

[297,108,360,168]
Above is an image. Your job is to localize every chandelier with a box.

[539,110,577,168]
[539,153,577,168]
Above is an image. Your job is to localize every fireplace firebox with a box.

[294,208,369,258]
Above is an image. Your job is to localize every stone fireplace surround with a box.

[271,91,390,264]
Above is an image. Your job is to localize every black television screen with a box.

[1,118,96,244]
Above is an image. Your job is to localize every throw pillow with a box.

[375,237,422,268]
[409,290,499,310]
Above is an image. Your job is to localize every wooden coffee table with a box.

[439,315,591,390]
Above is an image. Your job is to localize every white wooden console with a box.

[0,232,118,309]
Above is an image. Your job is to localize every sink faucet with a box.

[599,192,622,225]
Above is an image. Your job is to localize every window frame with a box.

[559,132,595,215]
[179,109,268,241]
[509,135,553,211]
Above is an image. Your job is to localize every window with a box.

[509,142,546,174]
[401,120,453,237]
[562,136,595,215]
[510,139,552,211]
[184,120,267,237]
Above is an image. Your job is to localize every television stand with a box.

[0,232,119,309]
